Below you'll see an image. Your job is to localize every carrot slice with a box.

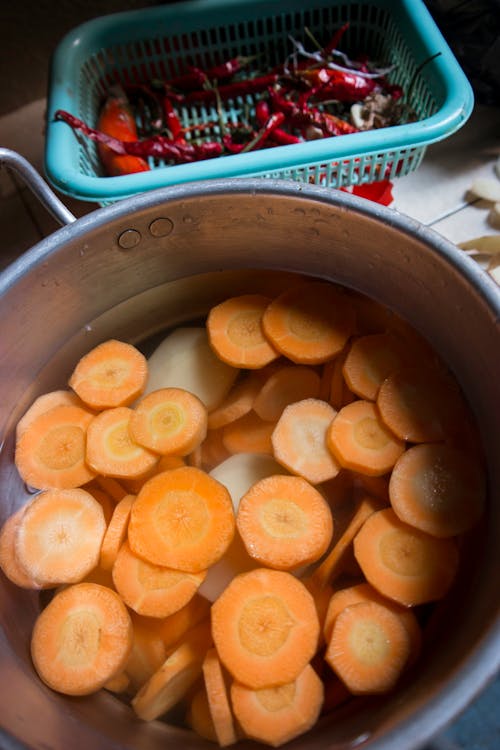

[15,404,96,490]
[131,621,213,721]
[202,648,238,746]
[187,687,218,742]
[87,486,115,525]
[325,600,410,694]
[200,428,232,471]
[208,371,265,430]
[327,400,405,477]
[271,398,340,484]
[16,389,88,440]
[318,358,336,402]
[86,407,158,479]
[31,582,133,696]
[0,507,45,589]
[353,508,459,606]
[112,540,206,618]
[69,338,148,409]
[236,475,333,571]
[15,488,106,586]
[230,663,324,747]
[329,348,356,410]
[253,365,322,422]
[125,612,168,690]
[99,494,135,570]
[211,567,319,689]
[222,411,275,455]
[207,294,280,369]
[261,281,356,365]
[389,443,485,538]
[156,594,211,652]
[128,466,235,573]
[104,671,131,694]
[93,475,128,502]
[130,387,208,456]
[342,333,410,401]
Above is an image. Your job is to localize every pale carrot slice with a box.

[342,333,410,401]
[271,398,340,484]
[207,294,280,369]
[93,475,128,502]
[230,663,324,747]
[222,411,275,455]
[99,494,135,570]
[207,371,265,430]
[112,540,206,618]
[253,365,322,423]
[200,428,231,472]
[128,466,235,573]
[69,338,148,409]
[325,600,411,694]
[211,567,319,689]
[187,687,218,742]
[129,387,208,456]
[202,648,238,746]
[389,443,485,538]
[104,672,130,694]
[15,404,96,490]
[31,582,133,696]
[131,621,213,721]
[261,281,356,365]
[86,407,158,479]
[236,475,333,571]
[16,389,88,440]
[327,400,405,477]
[353,508,459,606]
[15,488,106,586]
[156,594,211,652]
[125,612,168,690]
[0,507,45,589]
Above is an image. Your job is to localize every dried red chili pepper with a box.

[184,74,279,104]
[301,68,376,102]
[95,88,150,176]
[163,97,184,141]
[205,56,255,82]
[255,100,301,146]
[323,22,350,56]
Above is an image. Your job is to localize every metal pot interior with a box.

[0,181,499,750]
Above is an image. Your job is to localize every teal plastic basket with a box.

[44,0,474,203]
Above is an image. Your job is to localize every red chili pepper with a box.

[95,89,150,176]
[184,74,279,104]
[241,111,286,152]
[205,56,254,82]
[163,97,184,141]
[167,67,207,91]
[255,100,301,146]
[341,180,394,206]
[301,68,376,102]
[323,22,350,55]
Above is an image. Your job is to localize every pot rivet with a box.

[149,217,174,237]
[118,229,141,249]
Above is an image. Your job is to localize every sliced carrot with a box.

[202,648,238,746]
[156,594,211,652]
[352,473,390,504]
[87,487,115,525]
[16,389,88,441]
[253,365,322,423]
[208,371,265,430]
[327,400,405,477]
[99,494,135,570]
[230,663,324,747]
[131,621,213,721]
[211,567,319,689]
[15,488,106,586]
[207,294,280,369]
[200,428,231,472]
[222,411,275,455]
[86,407,158,479]
[302,576,335,647]
[68,338,148,409]
[81,563,116,589]
[236,475,333,571]
[325,599,410,694]
[271,398,340,484]
[104,671,131,694]
[0,507,45,589]
[187,444,203,468]
[389,443,485,538]
[31,582,133,696]
[112,540,206,618]
[93,475,128,502]
[128,466,235,573]
[15,404,96,490]
[311,494,385,588]
[353,507,459,606]
[318,358,337,402]
[125,612,168,690]
[187,687,218,742]
[130,387,208,456]
[158,454,188,471]
[342,333,410,401]
[329,348,356,410]
[261,281,356,365]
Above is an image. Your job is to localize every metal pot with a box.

[1,149,499,750]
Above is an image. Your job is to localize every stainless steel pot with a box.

[1,148,499,750]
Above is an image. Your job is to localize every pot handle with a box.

[0,147,76,226]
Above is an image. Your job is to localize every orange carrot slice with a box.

[208,371,265,430]
[329,348,356,410]
[342,333,409,401]
[230,663,324,747]
[15,404,96,490]
[87,486,115,525]
[15,488,106,586]
[271,398,340,484]
[222,411,275,455]
[16,389,88,440]
[261,281,356,365]
[69,338,148,409]
[353,507,459,606]
[236,475,333,571]
[211,567,319,689]
[130,387,208,456]
[327,400,405,477]
[200,428,231,471]
[253,365,322,422]
[104,671,130,694]
[325,599,410,694]
[93,475,128,502]
[156,593,211,652]
[389,443,485,538]
[112,540,206,618]
[0,507,45,589]
[125,612,168,690]
[319,358,337,402]
[99,494,135,570]
[207,294,279,369]
[128,466,235,573]
[188,686,219,742]
[86,407,158,479]
[202,648,238,746]
[31,582,133,696]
